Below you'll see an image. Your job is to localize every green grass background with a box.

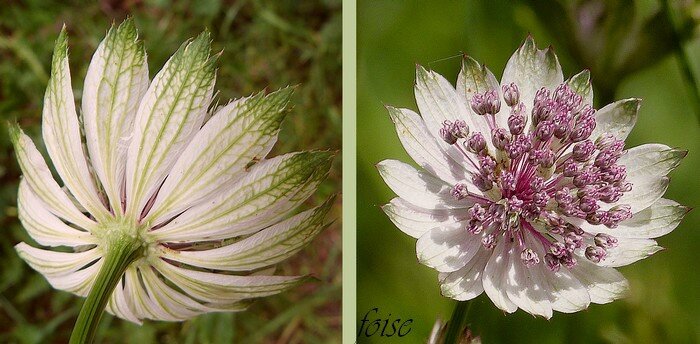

[357,1,700,343]
[0,0,341,343]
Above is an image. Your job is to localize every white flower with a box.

[379,36,687,318]
[11,20,333,323]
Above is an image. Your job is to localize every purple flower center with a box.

[441,83,631,269]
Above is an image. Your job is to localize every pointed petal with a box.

[161,197,333,271]
[18,180,95,247]
[566,70,593,106]
[616,144,685,213]
[9,125,96,230]
[381,197,469,239]
[415,65,495,162]
[439,247,490,301]
[123,267,185,321]
[579,198,687,239]
[387,106,474,183]
[540,265,590,314]
[50,261,102,296]
[145,266,247,317]
[376,159,474,210]
[137,266,212,321]
[105,275,142,325]
[598,238,662,267]
[523,233,590,313]
[151,151,332,242]
[125,32,216,217]
[153,259,305,303]
[148,89,293,222]
[617,177,669,215]
[501,36,563,109]
[82,19,149,213]
[457,56,502,130]
[41,28,109,220]
[504,246,553,318]
[482,239,517,313]
[621,144,685,182]
[416,226,481,273]
[15,243,100,276]
[590,98,640,142]
[15,243,101,296]
[569,258,629,304]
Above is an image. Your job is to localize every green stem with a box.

[444,301,472,344]
[69,237,142,344]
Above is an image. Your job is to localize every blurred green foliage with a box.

[0,0,341,343]
[357,0,700,343]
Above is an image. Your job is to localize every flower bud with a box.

[585,245,606,263]
[491,128,510,150]
[450,183,469,200]
[467,132,486,153]
[502,82,520,107]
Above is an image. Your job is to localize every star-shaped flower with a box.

[379,36,687,318]
[11,19,334,326]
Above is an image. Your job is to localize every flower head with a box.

[11,20,333,323]
[379,36,687,318]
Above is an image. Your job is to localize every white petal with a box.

[377,160,473,210]
[417,227,481,273]
[580,198,687,239]
[105,275,142,325]
[482,239,517,313]
[50,261,102,297]
[148,89,292,222]
[41,28,109,220]
[123,267,184,321]
[617,177,669,215]
[82,19,149,213]
[457,56,502,132]
[153,259,305,303]
[381,197,468,239]
[136,266,212,321]
[150,151,332,242]
[9,125,96,230]
[387,106,474,183]
[125,32,216,217]
[621,144,685,183]
[590,98,640,142]
[18,180,95,247]
[439,247,490,301]
[501,36,563,110]
[523,233,590,313]
[569,258,629,304]
[615,144,685,213]
[15,243,101,296]
[504,244,553,318]
[15,243,100,277]
[160,197,332,271]
[147,266,253,317]
[415,65,494,165]
[598,237,662,268]
[541,266,590,313]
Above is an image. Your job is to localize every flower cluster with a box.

[380,36,687,318]
[11,20,333,323]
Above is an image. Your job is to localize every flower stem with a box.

[69,237,142,344]
[443,300,472,344]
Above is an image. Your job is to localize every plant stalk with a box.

[443,301,472,344]
[69,237,142,344]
